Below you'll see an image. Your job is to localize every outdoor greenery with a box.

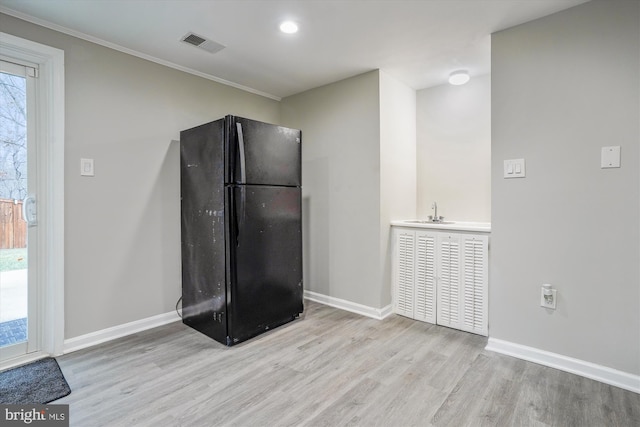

[0,248,27,272]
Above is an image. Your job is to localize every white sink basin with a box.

[404,220,455,225]
[391,220,491,233]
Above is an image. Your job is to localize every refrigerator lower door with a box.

[226,184,303,344]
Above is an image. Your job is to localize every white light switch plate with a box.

[81,158,94,176]
[601,146,620,168]
[504,159,526,178]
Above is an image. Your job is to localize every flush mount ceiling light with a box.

[449,70,470,85]
[279,21,299,34]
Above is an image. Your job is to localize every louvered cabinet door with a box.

[461,235,489,336]
[436,234,462,330]
[414,232,436,324]
[393,230,415,318]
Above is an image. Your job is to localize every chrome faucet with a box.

[429,202,444,223]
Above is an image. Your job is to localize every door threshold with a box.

[0,351,49,372]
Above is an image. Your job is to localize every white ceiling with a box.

[0,0,589,100]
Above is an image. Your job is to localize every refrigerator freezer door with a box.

[227,116,301,187]
[180,120,228,343]
[226,185,303,344]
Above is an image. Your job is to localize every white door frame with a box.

[0,32,64,368]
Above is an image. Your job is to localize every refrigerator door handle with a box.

[236,122,247,184]
[232,186,246,246]
[239,186,246,238]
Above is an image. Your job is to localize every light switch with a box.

[81,158,94,176]
[601,146,620,168]
[504,159,526,178]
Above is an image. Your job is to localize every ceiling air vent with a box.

[180,32,225,54]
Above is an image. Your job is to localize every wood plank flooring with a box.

[55,301,639,426]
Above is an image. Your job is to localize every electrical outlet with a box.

[540,288,557,309]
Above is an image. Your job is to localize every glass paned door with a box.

[0,59,38,361]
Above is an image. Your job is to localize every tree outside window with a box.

[0,72,27,201]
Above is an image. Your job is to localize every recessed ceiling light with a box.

[449,70,470,85]
[280,21,298,34]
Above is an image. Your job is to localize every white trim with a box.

[0,32,65,357]
[486,337,640,394]
[304,290,393,320]
[62,294,391,354]
[0,6,282,102]
[63,311,181,354]
[0,351,49,372]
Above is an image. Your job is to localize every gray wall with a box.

[417,74,491,222]
[280,71,384,308]
[380,70,417,306]
[281,70,415,310]
[1,13,281,339]
[491,0,639,374]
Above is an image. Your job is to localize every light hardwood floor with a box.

[56,301,639,426]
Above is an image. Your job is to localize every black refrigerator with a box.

[180,115,303,346]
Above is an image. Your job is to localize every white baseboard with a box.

[62,293,392,355]
[63,310,181,354]
[486,337,640,394]
[304,290,393,320]
[61,293,393,355]
[0,351,49,372]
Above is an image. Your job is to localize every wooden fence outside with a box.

[0,198,27,249]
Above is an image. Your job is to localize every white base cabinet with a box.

[392,227,488,336]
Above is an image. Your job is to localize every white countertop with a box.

[391,220,491,233]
